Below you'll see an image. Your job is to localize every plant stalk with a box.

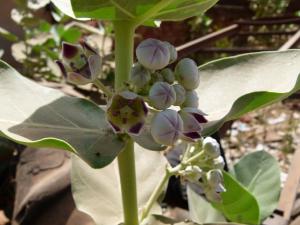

[114,20,139,225]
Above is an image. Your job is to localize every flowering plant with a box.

[0,1,300,225]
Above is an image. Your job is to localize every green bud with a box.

[130,63,151,88]
[173,84,186,106]
[203,137,221,159]
[149,82,176,110]
[161,68,175,84]
[182,90,199,108]
[164,41,178,63]
[136,38,170,70]
[175,58,200,90]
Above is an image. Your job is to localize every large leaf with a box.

[145,215,244,225]
[198,50,300,136]
[187,186,226,224]
[212,172,260,225]
[51,0,218,22]
[71,144,169,225]
[0,60,124,168]
[232,151,280,221]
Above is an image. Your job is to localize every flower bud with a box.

[136,38,170,70]
[173,84,186,106]
[214,156,225,170]
[149,82,176,110]
[175,58,200,90]
[164,41,178,63]
[161,68,175,84]
[203,137,221,159]
[207,169,223,187]
[56,42,101,85]
[179,108,207,139]
[182,90,199,108]
[150,109,183,146]
[106,91,148,135]
[130,63,151,88]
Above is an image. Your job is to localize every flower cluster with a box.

[131,38,207,146]
[179,137,226,202]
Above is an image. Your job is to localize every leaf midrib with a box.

[0,119,103,134]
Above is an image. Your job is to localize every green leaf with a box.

[187,186,226,224]
[232,151,280,221]
[145,215,244,225]
[198,50,300,136]
[50,0,218,23]
[0,60,125,168]
[0,27,18,42]
[212,172,260,225]
[71,145,169,225]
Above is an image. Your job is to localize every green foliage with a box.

[212,172,260,225]
[51,0,219,24]
[187,186,226,224]
[232,151,281,221]
[198,50,300,136]
[0,60,125,168]
[71,146,169,225]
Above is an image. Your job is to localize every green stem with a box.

[118,139,139,225]
[94,79,113,98]
[141,168,171,221]
[114,21,139,225]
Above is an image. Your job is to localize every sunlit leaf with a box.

[71,145,168,225]
[0,60,125,168]
[198,50,300,136]
[212,172,260,225]
[50,0,218,23]
[232,151,280,220]
[187,186,226,224]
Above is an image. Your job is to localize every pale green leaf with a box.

[71,144,169,225]
[50,0,218,22]
[0,60,125,168]
[187,186,226,224]
[212,172,260,225]
[233,151,280,220]
[198,50,300,136]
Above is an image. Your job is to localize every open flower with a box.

[179,107,207,139]
[56,42,101,85]
[106,91,148,135]
[150,109,183,146]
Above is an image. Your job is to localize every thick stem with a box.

[114,21,139,225]
[118,139,139,225]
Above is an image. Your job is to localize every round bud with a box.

[149,82,176,110]
[151,109,183,146]
[182,91,199,108]
[214,156,225,170]
[164,41,178,63]
[161,68,175,84]
[207,169,223,187]
[173,84,186,106]
[136,38,170,70]
[175,58,200,90]
[203,137,221,159]
[130,63,151,88]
